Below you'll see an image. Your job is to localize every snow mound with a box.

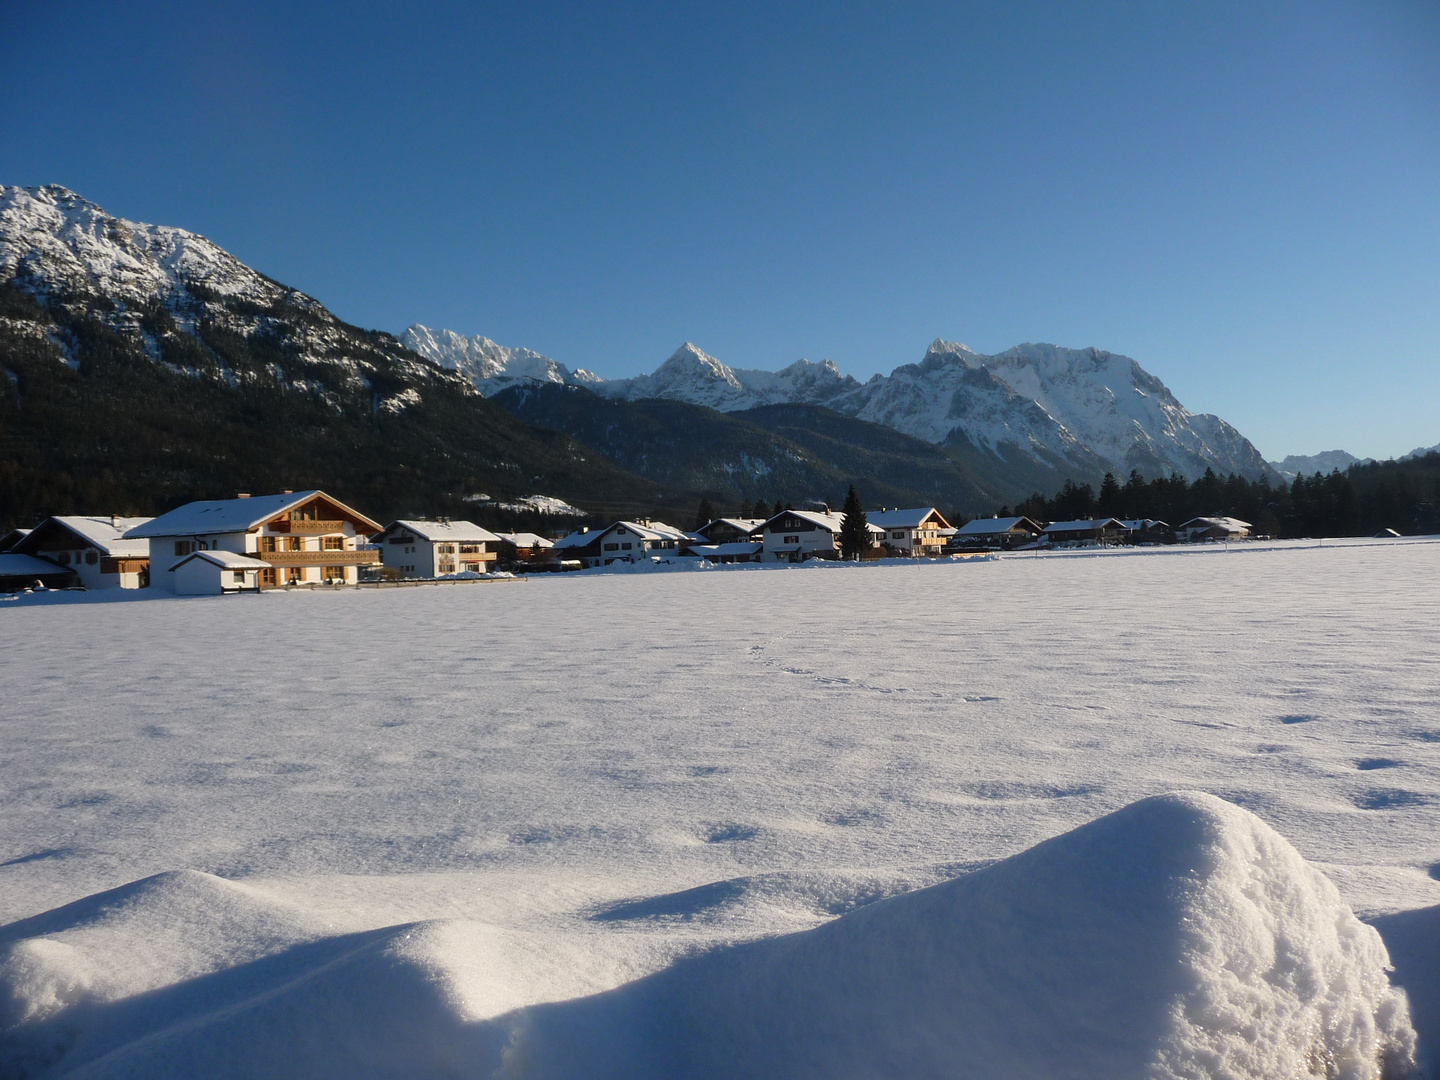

[0,795,1418,1079]
[506,792,1417,1080]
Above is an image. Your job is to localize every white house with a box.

[170,551,271,595]
[11,516,153,589]
[125,491,382,593]
[688,540,763,564]
[759,509,879,562]
[374,520,501,578]
[594,520,690,565]
[867,508,951,557]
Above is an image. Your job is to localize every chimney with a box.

[236,493,251,499]
[282,489,293,495]
[111,514,121,528]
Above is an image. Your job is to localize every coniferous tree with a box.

[772,499,785,518]
[839,484,871,560]
[694,497,715,530]
[1097,473,1122,518]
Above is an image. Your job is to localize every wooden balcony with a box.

[260,550,380,567]
[271,519,347,535]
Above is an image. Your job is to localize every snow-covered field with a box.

[2,539,1438,1078]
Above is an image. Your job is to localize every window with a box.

[784,535,799,544]
[604,543,619,551]
[324,566,345,581]
[892,531,905,540]
[58,550,71,564]
[174,541,187,557]
[323,536,344,550]
[262,536,278,553]
[621,542,632,550]
[440,544,455,554]
[85,550,98,565]
[615,526,627,535]
[459,544,479,554]
[232,571,245,584]
[259,567,277,587]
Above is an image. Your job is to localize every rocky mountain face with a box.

[419,332,1279,485]
[0,185,667,525]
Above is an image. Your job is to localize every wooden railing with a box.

[271,519,347,534]
[260,550,380,566]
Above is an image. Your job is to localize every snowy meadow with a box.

[2,540,1439,1078]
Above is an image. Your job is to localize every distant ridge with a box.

[413,329,1279,484]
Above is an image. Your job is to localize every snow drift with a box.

[0,794,1418,1079]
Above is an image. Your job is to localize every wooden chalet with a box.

[867,508,951,557]
[126,491,381,593]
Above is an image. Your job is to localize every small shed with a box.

[170,550,270,595]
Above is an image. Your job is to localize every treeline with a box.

[997,454,1440,539]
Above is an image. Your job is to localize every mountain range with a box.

[1,183,1322,531]
[405,329,1280,486]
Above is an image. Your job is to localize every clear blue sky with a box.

[4,1,1437,460]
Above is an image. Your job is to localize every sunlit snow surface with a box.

[2,539,1439,1077]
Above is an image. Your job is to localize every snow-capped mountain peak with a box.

[399,324,601,396]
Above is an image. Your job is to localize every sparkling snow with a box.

[2,539,1438,1076]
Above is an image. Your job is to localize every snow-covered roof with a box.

[1041,518,1125,533]
[170,551,272,571]
[691,541,763,557]
[381,520,501,543]
[867,508,947,529]
[599,520,689,542]
[494,532,553,548]
[31,516,153,557]
[1179,516,1252,531]
[763,509,845,533]
[0,553,75,578]
[0,528,31,551]
[126,492,381,538]
[699,517,766,536]
[956,516,1040,536]
[1117,519,1169,531]
[552,529,600,550]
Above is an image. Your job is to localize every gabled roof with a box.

[15,516,152,558]
[1117,519,1169,531]
[170,551,272,571]
[867,508,950,530]
[598,520,689,542]
[552,528,602,550]
[494,532,553,548]
[1179,516,1251,531]
[1042,518,1126,533]
[126,491,381,539]
[762,509,845,533]
[697,517,766,539]
[956,516,1041,536]
[380,520,501,543]
[0,528,31,552]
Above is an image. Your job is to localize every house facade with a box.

[12,516,153,589]
[693,518,765,545]
[126,491,381,593]
[594,520,689,565]
[375,520,501,578]
[758,509,877,562]
[867,508,951,557]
